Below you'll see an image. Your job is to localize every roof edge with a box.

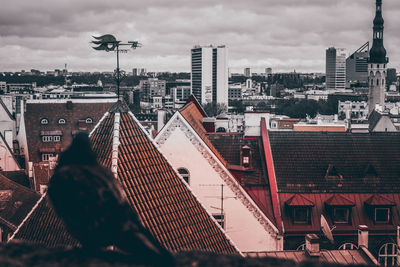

[111,113,121,179]
[8,193,47,242]
[182,94,208,117]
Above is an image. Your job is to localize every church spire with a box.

[369,0,387,63]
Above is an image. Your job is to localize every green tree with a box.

[203,102,227,117]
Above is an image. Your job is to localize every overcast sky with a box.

[0,0,399,73]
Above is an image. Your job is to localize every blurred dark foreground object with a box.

[47,132,173,266]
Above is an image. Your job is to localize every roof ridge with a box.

[8,193,46,242]
[181,95,208,117]
[111,112,121,178]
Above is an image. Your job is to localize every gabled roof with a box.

[12,101,238,254]
[0,173,39,231]
[179,99,227,166]
[285,194,314,207]
[325,194,355,206]
[267,131,400,193]
[90,101,237,254]
[365,194,396,206]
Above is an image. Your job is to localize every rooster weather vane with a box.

[91,34,142,98]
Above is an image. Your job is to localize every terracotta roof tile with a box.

[180,102,227,166]
[13,195,80,247]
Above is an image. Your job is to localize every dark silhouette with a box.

[48,132,173,266]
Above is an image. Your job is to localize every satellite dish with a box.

[321,214,335,244]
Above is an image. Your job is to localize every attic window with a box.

[375,208,390,223]
[293,207,310,224]
[40,118,49,125]
[333,207,350,223]
[86,118,93,124]
[58,118,66,124]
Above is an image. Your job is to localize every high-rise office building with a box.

[191,45,228,107]
[326,47,347,90]
[346,42,369,85]
[244,67,251,77]
[368,0,388,114]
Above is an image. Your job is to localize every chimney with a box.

[202,117,216,133]
[305,234,320,257]
[358,225,369,248]
[241,145,251,168]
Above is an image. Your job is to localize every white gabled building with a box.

[154,97,282,252]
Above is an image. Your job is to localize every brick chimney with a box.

[358,225,369,248]
[202,117,216,133]
[305,234,320,257]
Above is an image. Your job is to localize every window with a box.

[213,213,225,229]
[338,243,357,250]
[333,207,350,223]
[86,118,93,124]
[58,118,66,124]
[375,208,390,223]
[42,153,53,161]
[42,136,52,142]
[178,168,190,184]
[378,243,397,266]
[293,207,310,224]
[53,136,61,142]
[40,118,48,125]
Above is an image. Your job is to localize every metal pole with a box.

[116,44,120,99]
[221,184,224,226]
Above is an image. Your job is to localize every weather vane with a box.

[91,34,142,99]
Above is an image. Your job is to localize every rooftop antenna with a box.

[321,214,336,244]
[91,34,142,99]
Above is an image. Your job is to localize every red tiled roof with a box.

[12,195,80,247]
[179,101,227,166]
[90,103,237,254]
[0,174,39,231]
[285,194,314,207]
[13,102,237,254]
[365,194,396,206]
[325,194,355,206]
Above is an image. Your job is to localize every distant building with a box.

[191,45,228,107]
[244,68,251,77]
[0,82,6,94]
[368,0,388,114]
[265,68,272,75]
[338,101,368,120]
[326,47,347,90]
[346,42,369,85]
[386,68,397,89]
[139,78,166,101]
[228,84,242,102]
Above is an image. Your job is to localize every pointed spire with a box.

[369,0,387,63]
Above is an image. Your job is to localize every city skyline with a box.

[1,0,400,73]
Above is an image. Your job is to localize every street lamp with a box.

[91,34,142,98]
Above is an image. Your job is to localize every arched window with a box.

[86,118,93,124]
[58,118,66,124]
[338,242,358,250]
[178,168,190,184]
[378,243,397,266]
[40,118,48,125]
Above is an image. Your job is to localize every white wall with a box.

[202,48,213,104]
[0,137,20,171]
[216,47,228,107]
[157,124,279,252]
[244,112,272,136]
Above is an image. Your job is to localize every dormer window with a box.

[86,118,93,124]
[58,118,66,124]
[241,145,251,168]
[365,195,395,224]
[40,118,49,125]
[286,194,314,224]
[375,208,390,223]
[325,195,354,224]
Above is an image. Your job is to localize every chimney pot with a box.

[305,234,320,257]
[358,225,369,248]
